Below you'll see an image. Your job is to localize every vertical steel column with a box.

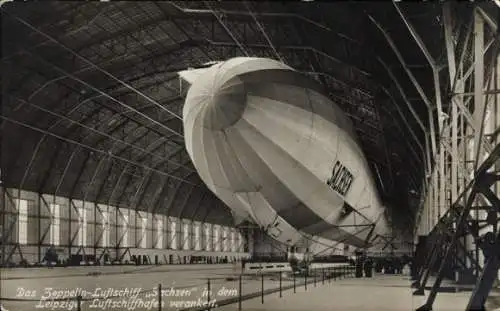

[293,271,296,293]
[474,9,485,278]
[425,138,433,233]
[495,53,500,202]
[1,188,5,265]
[68,198,71,259]
[439,136,446,221]
[261,274,264,304]
[207,278,211,310]
[429,171,435,229]
[443,10,461,274]
[94,203,97,258]
[158,283,162,311]
[473,10,486,171]
[238,274,242,310]
[280,271,283,296]
[433,64,445,222]
[115,204,119,258]
[134,211,138,249]
[151,214,156,251]
[425,189,430,234]
[38,194,42,263]
[452,102,459,204]
[429,108,439,230]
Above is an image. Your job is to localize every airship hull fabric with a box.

[183,57,389,249]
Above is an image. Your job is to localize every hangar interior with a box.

[1,1,499,311]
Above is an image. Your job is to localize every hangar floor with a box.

[2,265,499,311]
[0,264,295,311]
[218,274,500,311]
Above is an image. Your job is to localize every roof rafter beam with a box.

[1,7,170,62]
[380,89,424,162]
[6,93,192,174]
[198,39,374,94]
[0,115,198,186]
[166,4,372,78]
[377,57,427,134]
[367,15,434,110]
[19,46,184,140]
[167,1,359,46]
[2,9,183,122]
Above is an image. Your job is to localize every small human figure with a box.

[364,257,373,277]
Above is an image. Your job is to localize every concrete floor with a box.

[2,266,499,311]
[217,274,500,311]
[0,264,294,311]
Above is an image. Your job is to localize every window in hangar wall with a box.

[102,210,110,248]
[17,199,28,244]
[214,225,220,252]
[195,224,201,251]
[183,222,190,250]
[231,230,236,252]
[205,224,212,251]
[122,214,129,248]
[156,218,163,249]
[141,216,147,249]
[170,220,177,250]
[78,205,87,246]
[49,203,60,246]
[10,193,247,252]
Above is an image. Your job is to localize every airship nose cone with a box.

[203,81,246,130]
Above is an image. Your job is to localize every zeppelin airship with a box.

[181,57,391,254]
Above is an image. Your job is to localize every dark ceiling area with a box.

[1,1,491,235]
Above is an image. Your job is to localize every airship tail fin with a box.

[178,67,212,85]
[178,61,224,85]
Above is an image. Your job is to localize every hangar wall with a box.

[0,187,250,265]
[418,53,500,238]
[414,10,499,234]
[412,8,499,283]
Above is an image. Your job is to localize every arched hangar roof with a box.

[2,1,497,232]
